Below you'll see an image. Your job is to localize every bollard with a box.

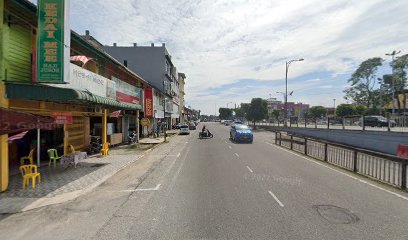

[324,143,328,162]
[342,117,345,130]
[279,132,282,145]
[275,132,278,144]
[362,115,365,131]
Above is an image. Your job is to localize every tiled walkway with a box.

[0,146,147,213]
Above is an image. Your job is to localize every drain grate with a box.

[314,205,359,224]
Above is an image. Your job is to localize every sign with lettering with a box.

[52,112,72,124]
[140,118,150,126]
[48,64,112,97]
[36,0,66,83]
[144,88,154,117]
[112,76,142,105]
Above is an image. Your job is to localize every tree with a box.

[391,54,408,113]
[219,108,232,120]
[355,105,367,115]
[234,103,249,119]
[246,98,268,128]
[336,104,356,117]
[271,109,281,122]
[308,106,327,119]
[344,57,383,107]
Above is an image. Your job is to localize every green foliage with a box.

[219,108,233,120]
[336,104,356,117]
[308,106,327,119]
[344,57,383,107]
[366,107,380,115]
[271,109,281,121]
[234,103,249,118]
[355,105,367,115]
[247,98,268,127]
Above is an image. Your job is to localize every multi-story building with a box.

[178,73,186,124]
[0,0,151,192]
[103,43,181,130]
[276,102,310,118]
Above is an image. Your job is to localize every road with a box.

[1,123,408,239]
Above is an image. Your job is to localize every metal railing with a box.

[253,115,408,132]
[275,132,408,190]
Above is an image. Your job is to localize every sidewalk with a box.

[0,145,153,214]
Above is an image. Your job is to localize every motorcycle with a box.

[199,130,213,139]
[128,130,137,144]
[87,136,102,155]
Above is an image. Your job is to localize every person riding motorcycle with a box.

[201,125,212,137]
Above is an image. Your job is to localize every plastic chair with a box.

[69,145,79,154]
[47,149,61,168]
[20,165,41,189]
[101,142,110,156]
[20,148,35,165]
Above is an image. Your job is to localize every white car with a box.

[179,125,190,135]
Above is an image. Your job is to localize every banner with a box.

[144,88,153,117]
[36,0,68,83]
[52,112,72,124]
[112,77,142,104]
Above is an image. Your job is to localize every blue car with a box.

[230,124,253,143]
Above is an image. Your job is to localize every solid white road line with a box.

[234,153,240,158]
[246,166,253,173]
[268,190,284,207]
[271,144,408,202]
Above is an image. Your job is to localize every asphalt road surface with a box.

[1,123,408,240]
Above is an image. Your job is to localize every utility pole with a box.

[385,50,401,115]
[163,81,167,142]
[284,58,304,127]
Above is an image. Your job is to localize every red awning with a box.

[0,108,55,135]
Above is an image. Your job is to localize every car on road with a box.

[230,121,244,127]
[189,122,197,130]
[179,125,190,135]
[359,115,396,127]
[230,124,253,143]
[224,120,232,126]
[174,123,183,129]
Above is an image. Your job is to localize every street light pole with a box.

[284,58,304,127]
[385,50,401,115]
[163,81,167,142]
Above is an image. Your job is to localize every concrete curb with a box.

[0,145,159,214]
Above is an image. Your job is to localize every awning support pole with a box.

[37,128,40,166]
[101,109,109,156]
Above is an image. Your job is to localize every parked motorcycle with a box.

[87,136,102,155]
[128,130,137,144]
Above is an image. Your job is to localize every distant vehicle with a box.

[174,123,182,129]
[359,116,396,127]
[179,125,190,135]
[224,120,232,126]
[230,124,253,143]
[220,120,225,124]
[189,122,197,130]
[231,121,243,127]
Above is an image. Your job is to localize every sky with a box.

[31,0,408,115]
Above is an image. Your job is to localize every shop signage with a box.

[48,64,111,97]
[144,88,154,117]
[36,0,69,83]
[140,118,150,126]
[110,110,121,118]
[112,77,142,104]
[52,112,72,124]
[106,80,116,99]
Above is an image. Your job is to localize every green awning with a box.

[5,82,142,110]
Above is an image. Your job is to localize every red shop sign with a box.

[144,88,154,118]
[52,112,73,124]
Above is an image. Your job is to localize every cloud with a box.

[29,0,408,114]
